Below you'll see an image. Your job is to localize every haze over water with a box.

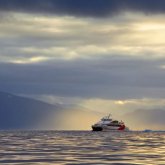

[0,131,164,165]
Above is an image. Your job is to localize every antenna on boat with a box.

[108,114,111,118]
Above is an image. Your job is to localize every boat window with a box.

[101,118,111,121]
[111,120,119,123]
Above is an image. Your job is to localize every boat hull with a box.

[92,126,103,131]
[92,125,127,131]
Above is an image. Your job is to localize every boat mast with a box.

[108,114,111,119]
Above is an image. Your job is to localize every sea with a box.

[0,131,164,165]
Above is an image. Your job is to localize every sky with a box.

[1,0,165,129]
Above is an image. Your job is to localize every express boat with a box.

[92,114,129,131]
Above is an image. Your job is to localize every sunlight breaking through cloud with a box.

[1,12,165,63]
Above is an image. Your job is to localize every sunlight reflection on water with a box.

[0,131,164,164]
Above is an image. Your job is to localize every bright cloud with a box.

[12,56,48,64]
[80,98,165,115]
[1,12,165,63]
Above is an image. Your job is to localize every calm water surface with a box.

[0,131,164,165]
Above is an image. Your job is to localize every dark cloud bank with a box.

[1,57,165,99]
[0,0,165,17]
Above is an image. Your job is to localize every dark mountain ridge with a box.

[0,91,102,130]
[123,109,165,130]
[1,91,165,130]
[0,91,61,129]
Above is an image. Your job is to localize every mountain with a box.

[0,91,102,130]
[1,91,165,130]
[122,109,165,130]
[0,91,62,129]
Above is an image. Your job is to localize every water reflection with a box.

[0,131,164,164]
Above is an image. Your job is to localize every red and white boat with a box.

[92,114,129,131]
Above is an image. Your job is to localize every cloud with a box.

[1,12,165,97]
[1,56,165,99]
[0,0,165,17]
[80,98,165,114]
[1,12,165,64]
[0,2,165,109]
